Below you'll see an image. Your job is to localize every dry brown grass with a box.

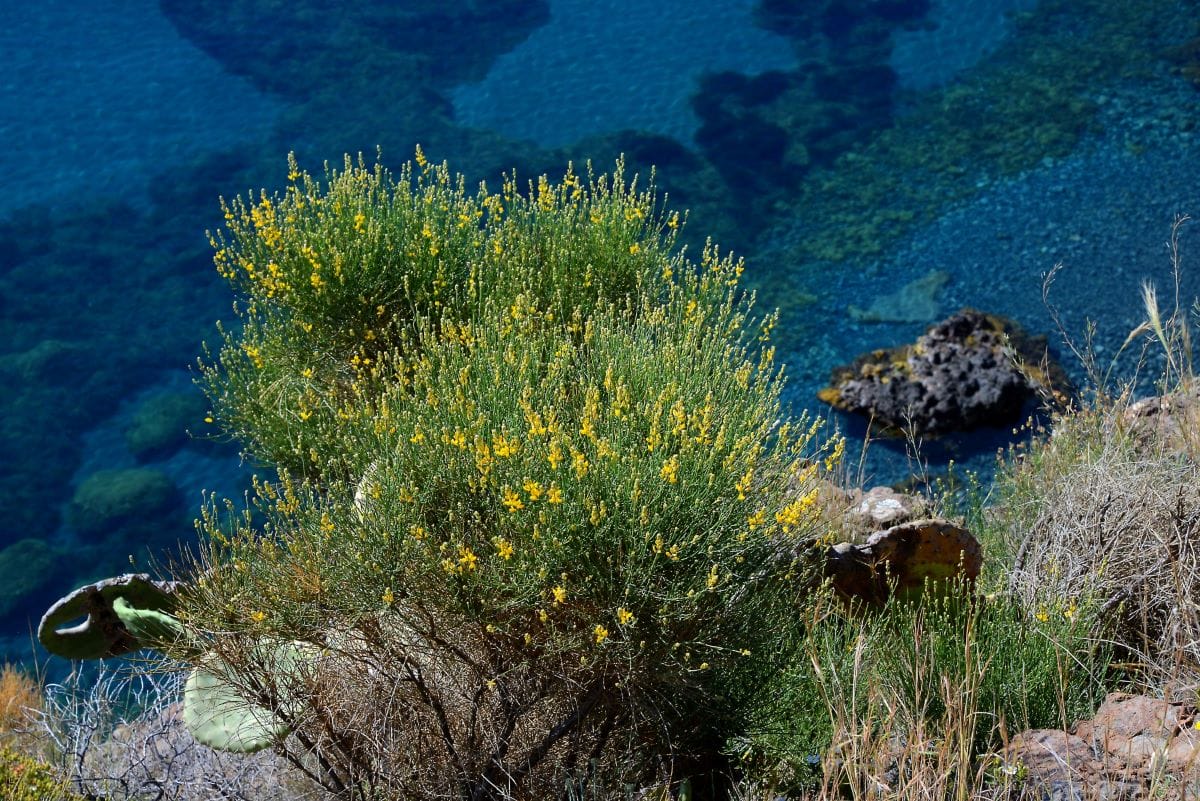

[0,664,42,751]
[993,396,1200,694]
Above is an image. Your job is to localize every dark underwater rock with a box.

[67,468,182,539]
[125,390,208,462]
[818,309,1068,436]
[0,538,60,620]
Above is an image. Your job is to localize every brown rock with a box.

[1003,729,1102,785]
[1122,383,1200,458]
[824,518,981,606]
[1075,692,1199,776]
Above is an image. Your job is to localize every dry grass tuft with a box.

[0,664,43,752]
[994,398,1200,693]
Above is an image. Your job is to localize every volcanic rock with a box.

[818,309,1069,436]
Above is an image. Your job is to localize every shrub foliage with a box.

[187,152,838,799]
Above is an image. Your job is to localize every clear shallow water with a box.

[0,0,279,217]
[450,0,797,147]
[2,0,1198,660]
[890,0,1041,89]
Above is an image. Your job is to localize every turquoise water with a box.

[2,0,1198,661]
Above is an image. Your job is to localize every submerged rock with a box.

[848,269,950,324]
[67,468,182,538]
[125,390,208,461]
[818,309,1068,436]
[0,538,60,619]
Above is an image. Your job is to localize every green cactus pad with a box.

[183,640,316,753]
[111,596,189,650]
[183,666,288,753]
[38,574,180,660]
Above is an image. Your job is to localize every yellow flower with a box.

[617,607,635,626]
[706,563,719,590]
[659,455,679,484]
[547,439,564,469]
[523,479,544,501]
[250,610,266,623]
[353,212,366,233]
[735,469,753,501]
[457,546,478,572]
[594,624,609,644]
[775,491,817,534]
[381,588,394,605]
[409,524,428,540]
[552,585,567,605]
[493,434,519,458]
[501,486,525,512]
[546,485,564,504]
[241,344,264,369]
[571,448,590,478]
[495,538,515,560]
[538,608,549,623]
[628,243,640,255]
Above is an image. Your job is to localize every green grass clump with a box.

[187,151,841,800]
[738,583,1108,798]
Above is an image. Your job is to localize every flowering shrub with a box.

[203,149,684,481]
[188,152,840,799]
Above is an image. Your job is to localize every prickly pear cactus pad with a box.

[37,574,180,660]
[182,640,315,753]
[183,666,288,753]
[111,595,190,651]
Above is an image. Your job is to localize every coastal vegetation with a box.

[16,156,1200,800]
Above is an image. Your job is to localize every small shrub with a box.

[991,399,1200,688]
[202,150,689,481]
[37,663,320,801]
[0,664,42,749]
[186,152,841,799]
[0,746,80,801]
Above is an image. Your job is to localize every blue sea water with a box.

[1,0,1198,663]
[450,0,798,147]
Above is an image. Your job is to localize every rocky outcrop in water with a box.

[818,309,1068,436]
